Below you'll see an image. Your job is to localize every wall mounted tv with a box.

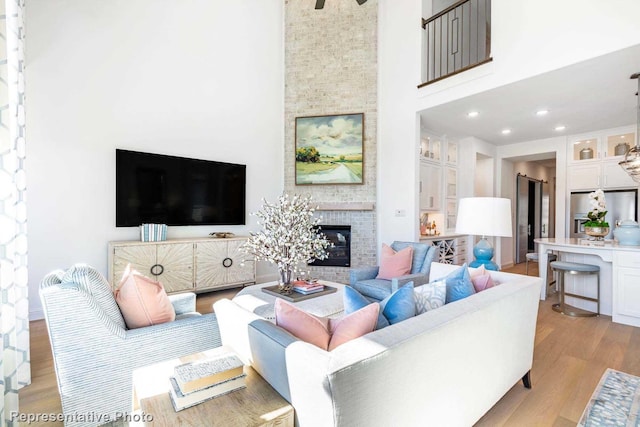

[116,149,246,227]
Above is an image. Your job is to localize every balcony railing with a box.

[419,0,492,87]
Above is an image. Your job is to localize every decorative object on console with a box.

[295,113,364,185]
[242,194,331,295]
[140,223,167,242]
[455,197,513,270]
[584,189,609,240]
[619,72,640,181]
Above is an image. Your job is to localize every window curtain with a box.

[1,0,30,424]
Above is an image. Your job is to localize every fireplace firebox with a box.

[310,225,351,267]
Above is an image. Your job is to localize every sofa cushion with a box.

[274,299,378,351]
[345,283,416,329]
[376,243,413,280]
[472,273,495,292]
[391,241,431,274]
[414,279,447,314]
[351,279,393,301]
[114,264,176,329]
[439,263,476,303]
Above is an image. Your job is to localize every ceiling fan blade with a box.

[315,0,325,9]
[356,0,368,5]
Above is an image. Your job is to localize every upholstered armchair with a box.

[349,241,438,301]
[39,264,220,427]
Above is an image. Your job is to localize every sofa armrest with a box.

[391,273,428,292]
[213,298,265,365]
[247,319,299,402]
[350,266,380,285]
[168,292,196,315]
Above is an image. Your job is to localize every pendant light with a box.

[619,72,640,182]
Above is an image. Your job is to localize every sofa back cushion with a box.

[391,241,432,274]
[61,264,126,329]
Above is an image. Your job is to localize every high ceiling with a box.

[420,44,640,147]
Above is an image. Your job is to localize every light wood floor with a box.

[19,266,640,426]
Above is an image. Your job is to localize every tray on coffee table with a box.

[261,285,337,302]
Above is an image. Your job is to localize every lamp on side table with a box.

[455,197,513,271]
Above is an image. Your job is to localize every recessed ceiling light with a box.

[555,125,566,131]
[501,129,511,135]
[467,111,479,118]
[536,110,549,116]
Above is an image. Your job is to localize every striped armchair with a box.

[39,264,220,427]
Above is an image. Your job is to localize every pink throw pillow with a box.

[376,244,413,280]
[471,273,495,292]
[274,299,379,351]
[469,264,486,278]
[114,264,176,329]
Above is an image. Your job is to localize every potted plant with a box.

[584,189,609,240]
[242,194,331,294]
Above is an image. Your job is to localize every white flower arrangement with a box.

[586,189,608,226]
[242,193,331,284]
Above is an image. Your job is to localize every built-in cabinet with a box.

[567,126,637,190]
[614,252,640,326]
[420,132,459,231]
[108,237,255,294]
[420,235,468,265]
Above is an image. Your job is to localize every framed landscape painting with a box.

[295,113,364,185]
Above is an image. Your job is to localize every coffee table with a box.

[132,351,293,426]
[233,280,346,320]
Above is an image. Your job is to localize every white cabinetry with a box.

[614,252,640,326]
[420,235,468,265]
[420,160,441,210]
[108,237,255,294]
[567,127,638,191]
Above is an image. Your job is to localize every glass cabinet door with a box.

[606,132,635,158]
[572,138,598,161]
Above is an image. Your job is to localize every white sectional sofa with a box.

[214,263,542,427]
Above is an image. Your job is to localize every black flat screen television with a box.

[116,149,246,227]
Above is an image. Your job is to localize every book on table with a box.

[173,349,244,394]
[168,374,246,411]
[292,280,324,294]
[293,286,324,295]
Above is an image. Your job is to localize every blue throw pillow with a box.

[344,283,416,329]
[439,263,476,303]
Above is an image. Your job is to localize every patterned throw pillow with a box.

[414,280,447,314]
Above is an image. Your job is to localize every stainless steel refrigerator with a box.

[570,189,638,240]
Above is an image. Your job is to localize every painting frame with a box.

[295,113,364,185]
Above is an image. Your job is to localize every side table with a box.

[133,354,293,426]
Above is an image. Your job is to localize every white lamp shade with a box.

[455,197,513,237]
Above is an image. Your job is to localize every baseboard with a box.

[501,262,515,270]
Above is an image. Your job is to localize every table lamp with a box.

[455,197,513,270]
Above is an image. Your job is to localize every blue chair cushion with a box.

[436,263,476,304]
[344,283,416,329]
[391,241,431,274]
[351,279,393,302]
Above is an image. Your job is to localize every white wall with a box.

[26,0,284,319]
[378,0,423,247]
[416,0,640,110]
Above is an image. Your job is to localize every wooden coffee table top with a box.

[133,354,293,426]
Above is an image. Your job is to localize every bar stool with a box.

[550,261,600,317]
[525,252,557,293]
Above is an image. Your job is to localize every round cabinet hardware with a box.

[150,264,164,276]
[222,257,233,268]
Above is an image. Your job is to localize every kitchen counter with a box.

[535,237,640,327]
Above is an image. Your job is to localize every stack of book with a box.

[292,280,325,295]
[168,350,246,411]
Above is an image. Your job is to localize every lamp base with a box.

[469,237,500,271]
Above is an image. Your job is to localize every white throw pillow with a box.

[414,280,447,314]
